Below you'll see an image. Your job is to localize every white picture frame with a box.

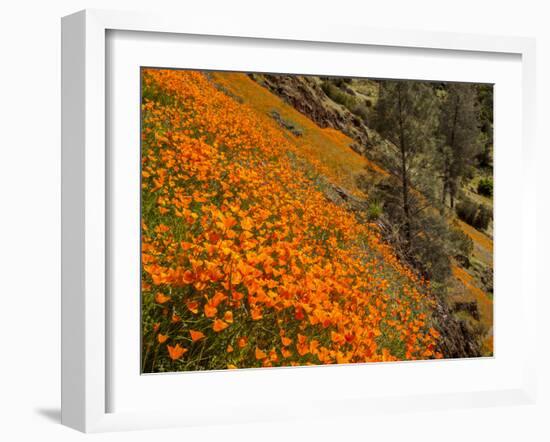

[61,9,537,433]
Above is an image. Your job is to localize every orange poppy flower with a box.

[281,336,292,347]
[255,347,267,360]
[223,311,234,323]
[250,307,263,321]
[155,293,171,304]
[213,319,229,332]
[186,300,199,314]
[167,344,187,360]
[189,330,205,342]
[204,303,217,318]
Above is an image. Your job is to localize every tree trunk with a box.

[448,96,459,210]
[400,144,411,246]
[450,181,456,209]
[397,85,411,250]
[442,156,449,208]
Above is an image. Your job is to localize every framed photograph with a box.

[61,9,537,432]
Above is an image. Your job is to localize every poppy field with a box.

[140,68,452,373]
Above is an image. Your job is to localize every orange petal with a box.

[213,318,229,332]
[204,303,218,318]
[167,344,187,360]
[255,347,267,360]
[223,311,234,323]
[189,330,205,342]
[186,300,199,314]
[155,293,171,304]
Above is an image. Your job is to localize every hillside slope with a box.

[140,69,448,372]
[211,72,388,195]
[219,71,493,356]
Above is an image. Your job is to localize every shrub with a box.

[448,226,474,266]
[366,177,453,284]
[332,77,352,87]
[367,201,383,221]
[475,204,492,230]
[351,103,369,124]
[477,177,493,197]
[321,81,356,109]
[456,199,478,226]
[411,223,452,284]
[456,198,492,231]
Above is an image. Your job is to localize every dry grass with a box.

[211,72,387,195]
[456,219,493,267]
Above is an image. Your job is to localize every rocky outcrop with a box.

[249,73,370,152]
[269,110,303,137]
[453,301,480,321]
[433,297,482,358]
[323,181,369,214]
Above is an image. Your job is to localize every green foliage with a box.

[372,80,440,265]
[321,77,352,87]
[448,225,474,265]
[365,176,470,285]
[476,131,493,169]
[456,198,492,230]
[455,199,478,225]
[367,201,383,221]
[321,81,357,109]
[475,84,494,169]
[321,80,372,125]
[477,177,493,197]
[411,215,452,284]
[437,83,481,206]
[373,81,440,160]
[351,103,369,123]
[475,204,492,230]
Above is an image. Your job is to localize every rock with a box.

[454,253,470,268]
[432,297,482,358]
[268,110,303,137]
[480,268,493,293]
[453,301,480,320]
[323,182,369,214]
[349,142,368,156]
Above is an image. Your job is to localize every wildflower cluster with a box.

[140,69,442,372]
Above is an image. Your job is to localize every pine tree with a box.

[476,84,494,169]
[438,83,480,208]
[373,80,439,250]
